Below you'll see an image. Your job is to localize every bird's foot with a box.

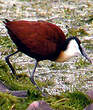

[30,77,47,97]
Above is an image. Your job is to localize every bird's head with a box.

[62,37,92,63]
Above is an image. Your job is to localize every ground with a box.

[0,0,93,110]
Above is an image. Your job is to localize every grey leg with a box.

[30,60,38,85]
[29,60,46,96]
[30,60,40,89]
[5,50,19,75]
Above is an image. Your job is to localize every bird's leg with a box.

[29,60,40,89]
[29,60,38,84]
[5,50,19,76]
[29,60,46,96]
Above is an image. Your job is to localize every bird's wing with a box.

[5,20,66,58]
[22,34,57,56]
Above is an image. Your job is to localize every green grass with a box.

[0,27,92,110]
[0,59,92,110]
[75,58,91,69]
[0,90,91,110]
[49,91,92,110]
[49,62,69,70]
[0,33,92,110]
[0,0,93,109]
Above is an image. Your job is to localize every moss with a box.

[46,91,91,110]
[0,35,92,109]
[64,91,91,109]
[0,60,42,93]
[49,63,62,70]
[0,91,41,110]
[0,36,16,55]
[0,59,92,109]
[0,59,92,110]
[85,15,93,23]
[77,28,89,36]
[49,62,69,70]
[0,36,14,48]
[84,43,93,50]
[66,28,79,37]
[75,58,91,69]
[0,91,91,110]
[66,27,89,37]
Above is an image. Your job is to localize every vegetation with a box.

[0,36,92,109]
[0,58,92,110]
[0,0,93,109]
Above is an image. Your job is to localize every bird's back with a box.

[4,20,66,61]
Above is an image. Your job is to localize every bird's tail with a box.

[3,19,10,24]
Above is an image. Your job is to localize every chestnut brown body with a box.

[5,20,66,61]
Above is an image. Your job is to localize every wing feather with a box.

[5,20,66,60]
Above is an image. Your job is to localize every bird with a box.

[3,19,91,94]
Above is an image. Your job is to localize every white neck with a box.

[65,39,81,57]
[56,39,81,62]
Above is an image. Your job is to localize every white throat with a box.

[56,39,81,62]
[64,39,81,58]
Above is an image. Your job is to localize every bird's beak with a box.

[80,46,92,63]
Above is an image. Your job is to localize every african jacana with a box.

[3,19,91,94]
